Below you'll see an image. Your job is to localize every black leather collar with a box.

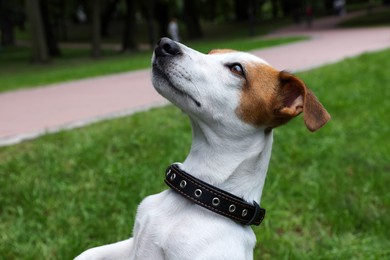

[165,164,266,226]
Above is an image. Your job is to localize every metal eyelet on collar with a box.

[164,164,266,226]
[194,189,202,197]
[212,197,220,206]
[180,180,187,188]
[229,204,236,213]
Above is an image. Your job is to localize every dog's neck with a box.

[181,118,273,204]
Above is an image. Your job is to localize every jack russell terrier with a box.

[76,38,330,260]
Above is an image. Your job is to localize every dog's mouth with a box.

[153,64,201,108]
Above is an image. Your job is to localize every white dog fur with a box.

[75,38,330,260]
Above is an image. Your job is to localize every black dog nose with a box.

[155,37,182,57]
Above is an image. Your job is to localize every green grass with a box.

[0,47,151,93]
[1,48,389,259]
[338,8,390,27]
[256,48,390,258]
[0,36,305,93]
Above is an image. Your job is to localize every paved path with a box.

[255,27,389,72]
[1,14,389,146]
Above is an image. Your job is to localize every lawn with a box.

[0,48,389,259]
[0,36,305,93]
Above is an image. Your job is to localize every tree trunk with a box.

[248,0,255,37]
[234,0,250,21]
[154,1,169,38]
[25,0,50,63]
[270,0,279,18]
[122,0,137,52]
[91,0,101,58]
[140,0,157,48]
[183,0,202,39]
[58,0,67,40]
[40,0,61,57]
[101,0,120,37]
[0,19,15,46]
[0,0,16,46]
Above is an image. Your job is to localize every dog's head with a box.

[152,38,330,133]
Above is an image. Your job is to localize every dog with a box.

[75,38,330,260]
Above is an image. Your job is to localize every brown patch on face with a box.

[208,49,237,55]
[237,63,282,128]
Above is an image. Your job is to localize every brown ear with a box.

[277,71,331,132]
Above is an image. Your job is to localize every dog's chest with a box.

[132,190,256,259]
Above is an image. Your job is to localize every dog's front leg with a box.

[75,238,134,260]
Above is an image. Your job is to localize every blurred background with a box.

[0,0,388,63]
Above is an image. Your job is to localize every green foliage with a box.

[1,49,389,259]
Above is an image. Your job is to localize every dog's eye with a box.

[228,63,245,77]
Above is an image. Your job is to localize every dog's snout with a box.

[155,37,182,57]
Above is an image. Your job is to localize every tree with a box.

[122,0,137,52]
[101,0,120,37]
[25,0,50,63]
[248,0,256,36]
[0,0,24,46]
[139,0,157,48]
[91,0,101,57]
[323,0,334,14]
[280,0,304,16]
[234,0,250,21]
[154,0,170,38]
[40,0,61,57]
[270,0,280,18]
[183,0,202,39]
